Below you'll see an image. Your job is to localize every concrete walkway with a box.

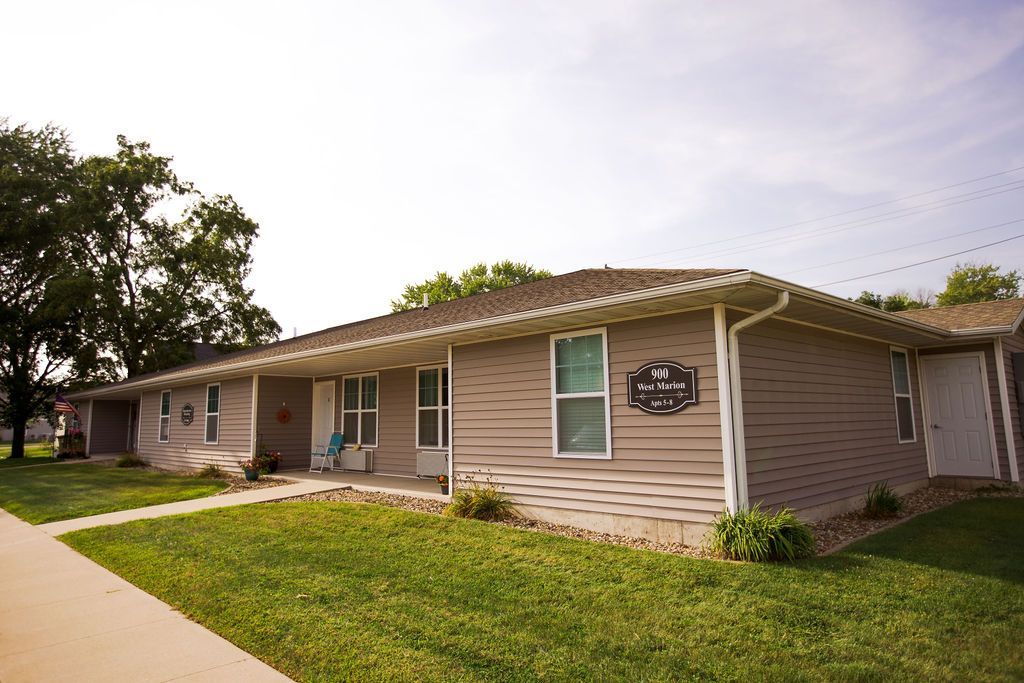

[0,508,293,682]
[39,479,348,536]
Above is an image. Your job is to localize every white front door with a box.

[311,381,335,449]
[922,354,995,478]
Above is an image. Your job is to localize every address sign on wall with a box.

[626,361,698,415]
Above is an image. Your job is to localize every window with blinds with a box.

[204,384,220,444]
[551,329,610,458]
[890,348,916,443]
[158,390,171,443]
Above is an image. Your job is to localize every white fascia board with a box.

[75,269,966,399]
[73,271,758,398]
[745,273,950,339]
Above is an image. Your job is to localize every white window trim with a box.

[890,346,917,444]
[158,390,171,443]
[341,372,379,448]
[550,327,612,459]
[204,383,221,445]
[416,365,448,450]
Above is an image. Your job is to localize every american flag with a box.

[55,395,80,419]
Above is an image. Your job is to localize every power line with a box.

[607,164,1024,267]
[644,181,1024,268]
[780,218,1024,276]
[813,234,1024,287]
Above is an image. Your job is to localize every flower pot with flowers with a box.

[258,449,282,473]
[436,473,450,495]
[239,457,261,481]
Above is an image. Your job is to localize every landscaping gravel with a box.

[214,475,290,495]
[270,488,715,558]
[812,484,1024,554]
[272,482,1024,560]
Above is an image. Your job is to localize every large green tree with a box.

[391,261,552,312]
[0,121,92,458]
[76,137,281,378]
[935,263,1021,306]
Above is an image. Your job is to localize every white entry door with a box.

[922,354,995,478]
[311,381,335,449]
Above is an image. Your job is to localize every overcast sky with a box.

[4,1,1023,335]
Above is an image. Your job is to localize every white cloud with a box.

[2,0,1023,332]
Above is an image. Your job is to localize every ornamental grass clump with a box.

[197,463,225,479]
[114,452,146,468]
[863,481,903,518]
[707,503,815,562]
[444,474,518,522]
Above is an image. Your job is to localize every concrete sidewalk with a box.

[0,508,293,682]
[39,479,348,536]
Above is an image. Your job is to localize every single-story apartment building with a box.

[66,269,1024,543]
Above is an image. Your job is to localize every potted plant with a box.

[436,473,450,495]
[239,457,261,481]
[260,449,282,473]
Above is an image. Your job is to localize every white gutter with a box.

[71,269,954,401]
[72,271,757,399]
[727,291,790,510]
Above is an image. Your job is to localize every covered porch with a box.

[276,468,448,501]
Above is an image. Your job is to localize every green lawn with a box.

[0,441,56,468]
[62,497,1024,681]
[0,465,229,524]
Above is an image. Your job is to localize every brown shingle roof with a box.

[99,268,743,388]
[892,298,1024,331]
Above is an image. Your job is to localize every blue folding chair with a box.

[310,432,343,472]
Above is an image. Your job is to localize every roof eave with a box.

[69,270,758,399]
[746,272,950,339]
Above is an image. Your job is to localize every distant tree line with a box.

[853,263,1021,312]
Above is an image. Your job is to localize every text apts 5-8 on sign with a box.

[627,361,697,414]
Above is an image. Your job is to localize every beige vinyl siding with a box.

[739,316,929,510]
[453,310,724,525]
[255,376,313,470]
[318,367,419,476]
[87,400,131,455]
[1001,332,1024,479]
[138,377,253,471]
[919,342,1010,481]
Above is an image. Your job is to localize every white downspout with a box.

[713,305,738,512]
[727,291,790,510]
[447,343,454,497]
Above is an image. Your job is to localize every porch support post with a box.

[250,375,260,456]
[915,349,936,478]
[447,344,454,495]
[136,396,143,454]
[994,338,1020,482]
[85,399,94,457]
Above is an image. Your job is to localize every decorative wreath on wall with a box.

[276,407,292,424]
